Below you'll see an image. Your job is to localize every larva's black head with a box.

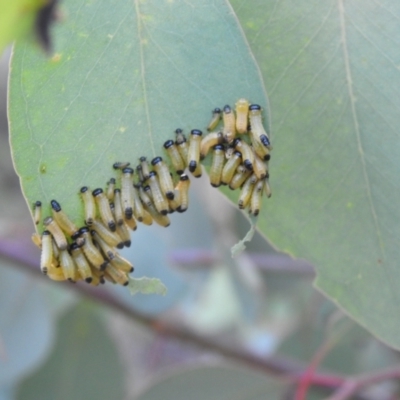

[151,156,163,166]
[234,151,242,158]
[143,185,151,192]
[175,128,182,134]
[35,200,42,207]
[213,144,224,151]
[264,154,271,161]
[163,140,174,149]
[249,104,261,111]
[190,129,203,136]
[50,199,61,212]
[223,105,232,113]
[233,138,241,147]
[140,156,147,162]
[133,183,141,189]
[70,242,79,251]
[136,165,142,171]
[79,226,90,235]
[260,134,270,147]
[188,161,197,172]
[85,277,93,283]
[114,188,121,194]
[180,174,189,181]
[92,188,103,197]
[122,167,134,174]
[71,231,81,240]
[244,160,253,171]
[148,171,157,178]
[80,186,88,193]
[108,178,116,184]
[42,230,51,236]
[213,107,221,114]
[113,162,130,169]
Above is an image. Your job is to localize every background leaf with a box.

[8,0,268,231]
[229,0,400,349]
[17,304,124,400]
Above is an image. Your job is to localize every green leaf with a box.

[17,304,124,400]
[128,276,167,296]
[230,0,400,349]
[0,0,42,54]
[8,0,268,232]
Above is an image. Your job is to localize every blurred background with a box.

[0,47,400,400]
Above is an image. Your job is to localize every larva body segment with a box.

[175,129,189,166]
[113,189,124,226]
[187,129,203,174]
[34,201,42,226]
[51,200,79,238]
[152,156,175,200]
[229,167,252,190]
[79,227,107,270]
[176,174,190,213]
[221,151,242,185]
[147,171,169,216]
[249,179,264,216]
[80,187,96,226]
[59,248,77,282]
[92,188,116,232]
[91,219,124,249]
[209,144,225,188]
[238,173,258,210]
[120,168,135,220]
[43,216,68,250]
[40,230,53,274]
[200,131,223,160]
[207,107,221,131]
[106,178,116,201]
[164,140,185,175]
[111,254,134,273]
[222,105,236,143]
[70,242,93,283]
[235,98,250,134]
[104,263,129,286]
[248,104,271,149]
[233,138,254,171]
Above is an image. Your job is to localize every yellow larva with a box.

[51,200,79,238]
[140,156,151,181]
[176,174,190,213]
[120,167,135,220]
[264,176,272,198]
[147,171,169,216]
[59,248,77,282]
[200,131,223,160]
[249,127,271,161]
[143,199,171,227]
[221,151,242,185]
[80,186,96,226]
[70,242,93,283]
[132,184,145,222]
[229,167,252,190]
[164,140,185,175]
[222,105,236,143]
[238,173,258,210]
[152,156,175,200]
[91,219,124,249]
[106,178,116,201]
[233,138,254,171]
[33,201,42,226]
[116,222,131,248]
[248,104,271,155]
[79,227,108,270]
[252,150,268,180]
[43,216,68,251]
[40,230,53,274]
[104,263,129,286]
[249,179,264,216]
[207,107,222,131]
[92,230,118,261]
[187,129,203,174]
[110,254,134,273]
[113,189,124,226]
[31,232,42,249]
[175,129,189,166]
[113,161,130,170]
[209,144,225,188]
[92,188,116,232]
[235,98,250,134]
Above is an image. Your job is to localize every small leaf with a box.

[128,276,167,296]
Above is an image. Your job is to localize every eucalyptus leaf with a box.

[128,276,167,296]
[231,0,400,349]
[8,0,268,232]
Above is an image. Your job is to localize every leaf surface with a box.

[230,0,400,349]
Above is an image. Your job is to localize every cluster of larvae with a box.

[31,99,272,286]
